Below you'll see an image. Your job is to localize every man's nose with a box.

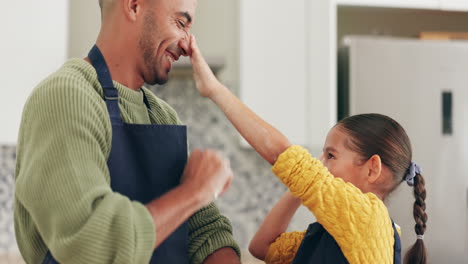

[178,33,191,57]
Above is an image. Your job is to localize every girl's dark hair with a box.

[337,113,428,264]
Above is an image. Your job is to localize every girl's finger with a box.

[190,35,197,51]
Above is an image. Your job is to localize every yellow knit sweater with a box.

[265,146,398,264]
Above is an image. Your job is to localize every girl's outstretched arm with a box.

[189,35,291,164]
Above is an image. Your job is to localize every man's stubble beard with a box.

[139,11,168,86]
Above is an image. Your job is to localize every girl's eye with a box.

[327,153,335,159]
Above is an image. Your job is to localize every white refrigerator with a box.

[339,36,468,263]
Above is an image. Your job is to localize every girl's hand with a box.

[189,35,221,98]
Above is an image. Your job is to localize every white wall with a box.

[0,0,241,144]
[0,1,69,144]
[192,0,239,89]
[68,0,101,58]
[67,0,240,88]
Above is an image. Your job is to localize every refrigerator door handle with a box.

[442,91,453,136]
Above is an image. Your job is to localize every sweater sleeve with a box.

[271,146,395,264]
[15,77,156,264]
[187,203,241,264]
[264,231,305,264]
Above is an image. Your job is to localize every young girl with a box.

[189,36,428,264]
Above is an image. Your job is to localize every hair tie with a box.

[417,234,424,240]
[405,162,422,186]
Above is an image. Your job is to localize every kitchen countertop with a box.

[241,250,265,264]
[0,253,25,264]
[0,251,263,264]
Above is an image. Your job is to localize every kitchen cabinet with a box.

[338,0,468,11]
[441,0,468,11]
[337,0,439,9]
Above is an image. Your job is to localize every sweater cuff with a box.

[190,231,241,264]
[265,231,306,264]
[133,202,157,263]
[272,145,309,178]
[272,145,310,184]
[272,145,326,198]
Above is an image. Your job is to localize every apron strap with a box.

[391,219,402,264]
[291,223,325,264]
[41,251,58,264]
[88,45,123,124]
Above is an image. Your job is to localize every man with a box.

[14,0,240,263]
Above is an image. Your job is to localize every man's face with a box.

[139,0,197,85]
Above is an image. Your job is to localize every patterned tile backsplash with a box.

[0,145,18,253]
[0,79,315,253]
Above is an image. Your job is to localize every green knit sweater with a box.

[14,59,240,264]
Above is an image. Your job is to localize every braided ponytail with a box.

[403,173,428,264]
[338,114,429,262]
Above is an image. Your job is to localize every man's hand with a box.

[181,149,233,207]
[146,149,233,248]
[203,248,241,264]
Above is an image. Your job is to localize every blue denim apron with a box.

[42,45,189,263]
[292,220,401,264]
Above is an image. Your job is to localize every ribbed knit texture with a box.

[265,145,396,264]
[14,58,239,264]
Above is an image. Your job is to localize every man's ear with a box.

[122,0,142,22]
[366,154,382,184]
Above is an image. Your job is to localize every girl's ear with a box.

[366,154,382,184]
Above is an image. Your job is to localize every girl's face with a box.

[320,126,370,192]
